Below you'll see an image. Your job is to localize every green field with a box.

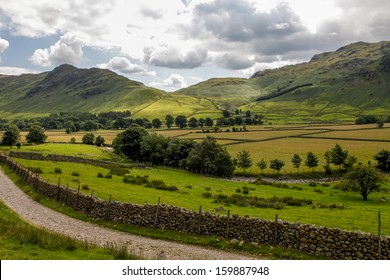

[11,156,390,236]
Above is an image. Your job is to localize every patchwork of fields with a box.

[1,123,389,238]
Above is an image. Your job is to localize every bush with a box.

[242,189,249,195]
[314,189,323,194]
[202,192,212,199]
[81,184,90,190]
[105,174,113,179]
[54,167,62,174]
[108,166,129,176]
[27,167,43,174]
[309,182,317,187]
[236,188,241,193]
[72,171,80,176]
[97,172,104,178]
[123,175,149,185]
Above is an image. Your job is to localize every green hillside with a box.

[0,64,164,119]
[0,41,389,122]
[176,41,390,122]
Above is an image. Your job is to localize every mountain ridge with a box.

[0,40,389,121]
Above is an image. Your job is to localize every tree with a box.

[205,117,213,127]
[188,117,198,128]
[344,155,358,170]
[198,118,205,128]
[82,120,99,131]
[164,138,195,168]
[257,158,267,174]
[344,165,385,200]
[236,150,253,174]
[305,152,319,171]
[152,118,162,129]
[95,135,105,147]
[374,149,390,172]
[140,133,169,165]
[1,124,20,148]
[185,136,234,178]
[376,120,384,128]
[323,150,332,174]
[330,144,348,170]
[222,110,230,118]
[165,115,174,128]
[270,159,285,174]
[112,125,148,161]
[82,133,95,145]
[26,125,47,144]
[291,154,302,172]
[175,115,187,128]
[245,110,251,118]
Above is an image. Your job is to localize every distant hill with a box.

[176,41,390,122]
[0,64,163,119]
[1,41,389,122]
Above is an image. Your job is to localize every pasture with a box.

[11,156,390,236]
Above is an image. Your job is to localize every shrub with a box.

[81,184,90,191]
[204,187,211,191]
[202,192,212,199]
[236,188,241,193]
[105,174,113,179]
[314,189,323,194]
[242,189,249,195]
[72,171,80,176]
[27,167,43,174]
[123,175,149,185]
[54,167,62,174]
[97,172,104,178]
[185,185,192,189]
[309,182,317,187]
[108,166,129,176]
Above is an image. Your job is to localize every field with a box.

[10,154,390,236]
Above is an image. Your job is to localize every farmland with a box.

[1,123,390,237]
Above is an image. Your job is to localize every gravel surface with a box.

[0,169,259,260]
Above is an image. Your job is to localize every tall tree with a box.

[185,136,234,178]
[152,118,162,129]
[305,152,319,172]
[374,149,390,172]
[270,159,285,174]
[175,115,187,128]
[188,117,198,128]
[236,150,253,174]
[205,117,213,127]
[165,115,174,128]
[330,144,348,170]
[112,125,148,161]
[344,165,385,200]
[26,125,47,144]
[291,154,302,172]
[257,158,267,174]
[140,133,169,165]
[1,124,20,148]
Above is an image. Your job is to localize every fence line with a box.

[0,152,389,260]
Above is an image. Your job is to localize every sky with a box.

[0,0,389,92]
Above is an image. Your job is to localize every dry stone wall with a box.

[1,153,389,260]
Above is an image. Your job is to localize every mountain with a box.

[1,41,389,122]
[0,64,163,119]
[176,41,390,122]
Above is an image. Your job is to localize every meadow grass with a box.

[12,143,112,160]
[11,158,390,236]
[0,200,137,260]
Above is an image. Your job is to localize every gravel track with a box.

[0,169,258,260]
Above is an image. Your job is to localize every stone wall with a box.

[1,153,389,260]
[8,151,145,168]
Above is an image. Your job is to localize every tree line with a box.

[0,110,263,133]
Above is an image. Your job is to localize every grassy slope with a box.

[11,157,390,236]
[0,65,163,119]
[176,41,390,121]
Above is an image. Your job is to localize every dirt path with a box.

[0,169,260,260]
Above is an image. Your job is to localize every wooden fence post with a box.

[88,190,94,214]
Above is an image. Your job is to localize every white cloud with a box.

[97,56,155,76]
[30,33,84,67]
[150,74,188,89]
[0,37,10,62]
[144,45,208,69]
[0,66,36,75]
